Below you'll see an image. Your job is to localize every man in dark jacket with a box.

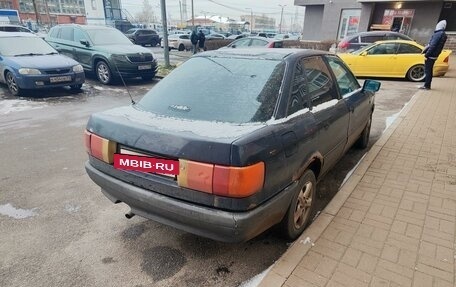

[420,20,447,90]
[198,30,206,52]
[190,29,199,54]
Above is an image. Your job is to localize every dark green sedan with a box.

[46,24,157,84]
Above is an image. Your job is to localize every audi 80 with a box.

[84,49,380,242]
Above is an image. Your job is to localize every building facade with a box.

[17,0,87,25]
[296,0,456,50]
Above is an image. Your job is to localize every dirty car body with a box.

[85,49,379,242]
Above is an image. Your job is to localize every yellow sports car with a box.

[339,40,452,82]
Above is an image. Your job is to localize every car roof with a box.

[239,36,280,42]
[51,24,116,30]
[0,31,37,38]
[197,48,329,61]
[373,39,422,46]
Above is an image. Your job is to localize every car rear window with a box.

[137,57,285,123]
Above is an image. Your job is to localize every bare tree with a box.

[135,0,155,24]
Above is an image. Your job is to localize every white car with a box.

[161,34,192,51]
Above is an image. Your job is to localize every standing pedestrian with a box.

[420,20,447,90]
[198,30,206,52]
[190,29,199,54]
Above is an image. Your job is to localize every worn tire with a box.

[356,115,372,149]
[406,64,425,82]
[96,61,112,85]
[6,71,21,96]
[178,44,185,51]
[281,170,316,240]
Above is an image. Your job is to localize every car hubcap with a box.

[294,181,313,229]
[6,73,18,94]
[411,66,425,81]
[97,64,110,83]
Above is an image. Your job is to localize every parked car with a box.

[84,48,380,242]
[162,34,192,51]
[124,28,160,47]
[221,36,283,49]
[226,33,248,40]
[45,24,158,84]
[0,32,85,96]
[339,40,452,82]
[0,24,33,33]
[338,31,414,52]
[205,33,226,40]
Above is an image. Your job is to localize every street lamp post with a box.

[279,4,286,33]
[245,8,253,32]
[191,0,195,29]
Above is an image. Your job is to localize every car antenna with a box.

[113,60,136,105]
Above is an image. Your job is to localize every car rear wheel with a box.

[281,169,316,240]
[96,61,112,85]
[356,115,371,149]
[178,44,185,51]
[6,71,21,96]
[406,64,425,82]
[150,40,157,47]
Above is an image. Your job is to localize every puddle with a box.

[0,203,38,219]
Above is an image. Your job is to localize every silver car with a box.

[161,34,192,51]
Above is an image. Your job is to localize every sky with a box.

[121,0,305,27]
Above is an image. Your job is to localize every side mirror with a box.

[360,51,368,56]
[80,39,90,47]
[362,79,381,92]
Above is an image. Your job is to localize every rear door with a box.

[325,55,371,150]
[303,56,350,173]
[53,26,75,60]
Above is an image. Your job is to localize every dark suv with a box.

[124,28,160,47]
[46,24,157,84]
[338,31,413,52]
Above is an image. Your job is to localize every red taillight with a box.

[178,160,265,198]
[84,130,116,164]
[444,56,449,63]
[267,41,274,48]
[338,41,349,49]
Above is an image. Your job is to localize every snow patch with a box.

[0,99,45,115]
[341,153,366,187]
[0,203,38,219]
[300,237,315,246]
[385,111,400,130]
[64,203,81,213]
[238,266,272,287]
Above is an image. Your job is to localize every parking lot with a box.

[0,73,419,286]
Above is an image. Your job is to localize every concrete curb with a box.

[258,89,423,287]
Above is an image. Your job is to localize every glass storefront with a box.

[382,9,414,34]
[338,9,361,40]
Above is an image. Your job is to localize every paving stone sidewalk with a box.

[259,66,456,287]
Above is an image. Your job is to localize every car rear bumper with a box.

[433,64,449,77]
[16,72,85,89]
[85,161,296,242]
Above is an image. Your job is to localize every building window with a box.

[337,9,361,40]
[382,9,414,34]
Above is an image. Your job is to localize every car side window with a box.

[326,56,360,97]
[73,28,87,43]
[303,56,337,108]
[361,35,383,43]
[19,27,30,32]
[60,27,73,41]
[397,43,422,54]
[180,35,189,39]
[288,59,309,115]
[367,43,398,55]
[251,39,267,46]
[348,36,359,43]
[232,38,250,47]
[49,27,59,38]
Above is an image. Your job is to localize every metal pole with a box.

[160,0,170,68]
[32,0,41,26]
[179,0,183,28]
[279,4,286,33]
[191,0,195,29]
[250,9,253,32]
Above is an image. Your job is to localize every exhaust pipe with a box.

[125,211,135,219]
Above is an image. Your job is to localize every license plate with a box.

[49,76,72,83]
[119,148,177,178]
[138,65,151,70]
